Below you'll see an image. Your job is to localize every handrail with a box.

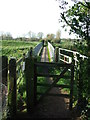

[33,42,43,56]
[47,42,88,64]
[59,47,88,64]
[59,47,88,59]
[48,42,55,61]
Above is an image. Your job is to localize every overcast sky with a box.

[0,0,77,38]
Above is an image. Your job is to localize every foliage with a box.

[57,0,90,54]
[51,38,61,44]
[53,39,75,50]
[46,33,55,41]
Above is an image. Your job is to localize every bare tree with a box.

[37,32,44,39]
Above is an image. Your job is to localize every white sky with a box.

[0,0,77,38]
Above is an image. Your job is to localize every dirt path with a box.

[30,47,72,119]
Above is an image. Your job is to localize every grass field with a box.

[0,40,39,60]
[0,40,40,112]
[53,39,75,50]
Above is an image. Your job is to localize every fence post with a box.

[55,47,59,62]
[77,56,83,110]
[2,56,8,85]
[29,47,33,57]
[42,40,44,47]
[25,57,34,113]
[70,64,74,110]
[34,58,37,105]
[8,58,17,117]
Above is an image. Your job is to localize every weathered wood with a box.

[25,57,34,113]
[35,62,72,68]
[34,58,37,105]
[38,67,68,102]
[37,92,70,98]
[55,47,59,62]
[59,48,74,57]
[9,58,17,117]
[77,57,83,110]
[37,83,70,88]
[2,56,8,85]
[28,47,33,57]
[37,73,62,77]
[42,40,44,47]
[37,73,70,79]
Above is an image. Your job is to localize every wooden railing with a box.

[33,42,43,56]
[47,42,88,64]
[59,47,88,65]
[48,42,55,61]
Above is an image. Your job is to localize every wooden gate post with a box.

[34,58,37,105]
[77,57,83,110]
[42,40,44,47]
[70,64,74,110]
[29,47,33,57]
[2,56,8,85]
[8,58,17,117]
[25,57,34,113]
[55,47,59,62]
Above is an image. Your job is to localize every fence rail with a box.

[33,61,74,110]
[33,42,43,56]
[47,42,88,64]
[59,47,88,65]
[48,42,55,61]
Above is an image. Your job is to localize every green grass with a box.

[0,40,40,112]
[0,40,39,60]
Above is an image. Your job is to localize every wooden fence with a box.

[59,47,88,65]
[24,57,74,112]
[1,42,44,118]
[47,42,88,64]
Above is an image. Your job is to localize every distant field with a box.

[53,39,75,50]
[0,40,39,60]
[54,39,87,56]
